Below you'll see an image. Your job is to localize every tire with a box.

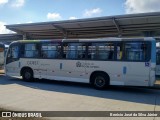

[92,73,109,90]
[22,69,34,82]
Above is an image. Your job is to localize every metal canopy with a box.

[5,12,160,39]
[0,34,22,42]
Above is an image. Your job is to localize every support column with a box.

[112,17,122,37]
[23,34,27,40]
[63,32,68,39]
[52,24,68,39]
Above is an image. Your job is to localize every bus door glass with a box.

[123,41,150,86]
[6,44,20,75]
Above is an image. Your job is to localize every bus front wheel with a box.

[91,73,109,90]
[22,68,34,82]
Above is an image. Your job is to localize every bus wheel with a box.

[92,73,109,90]
[22,69,34,82]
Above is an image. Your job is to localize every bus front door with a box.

[5,44,20,76]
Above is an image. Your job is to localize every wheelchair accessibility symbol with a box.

[145,62,150,67]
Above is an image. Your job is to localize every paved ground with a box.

[0,73,160,120]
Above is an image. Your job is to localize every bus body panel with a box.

[5,38,156,87]
[123,62,150,86]
[85,61,150,86]
[5,61,20,76]
[85,61,126,85]
[8,58,89,83]
[6,59,153,86]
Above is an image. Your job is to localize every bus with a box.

[0,43,5,69]
[156,47,160,75]
[5,37,156,89]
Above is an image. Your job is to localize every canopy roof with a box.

[5,12,160,39]
[0,34,22,44]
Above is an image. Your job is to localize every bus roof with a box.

[10,37,155,44]
[63,37,155,42]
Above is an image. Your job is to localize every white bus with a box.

[5,37,156,89]
[0,43,5,69]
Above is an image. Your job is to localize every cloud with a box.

[83,8,102,17]
[47,12,62,20]
[125,0,160,14]
[0,0,8,5]
[0,21,12,34]
[26,21,33,23]
[17,21,33,24]
[69,16,77,20]
[11,0,25,7]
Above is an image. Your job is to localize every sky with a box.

[0,0,160,34]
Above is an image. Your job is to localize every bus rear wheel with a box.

[92,73,109,90]
[22,68,34,82]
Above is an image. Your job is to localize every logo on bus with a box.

[27,61,39,66]
[76,61,99,68]
[145,62,150,67]
[76,61,82,67]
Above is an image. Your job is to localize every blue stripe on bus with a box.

[123,66,127,74]
[19,62,21,68]
[151,40,156,63]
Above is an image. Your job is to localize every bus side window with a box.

[88,42,114,60]
[124,42,149,61]
[11,46,19,59]
[41,43,61,59]
[99,43,114,60]
[88,45,96,60]
[116,43,123,60]
[77,45,86,59]
[66,44,77,59]
[64,43,86,59]
[24,44,39,58]
[6,44,19,64]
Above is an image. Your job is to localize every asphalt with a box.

[0,71,160,120]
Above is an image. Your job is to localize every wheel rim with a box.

[25,71,31,79]
[95,76,105,87]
